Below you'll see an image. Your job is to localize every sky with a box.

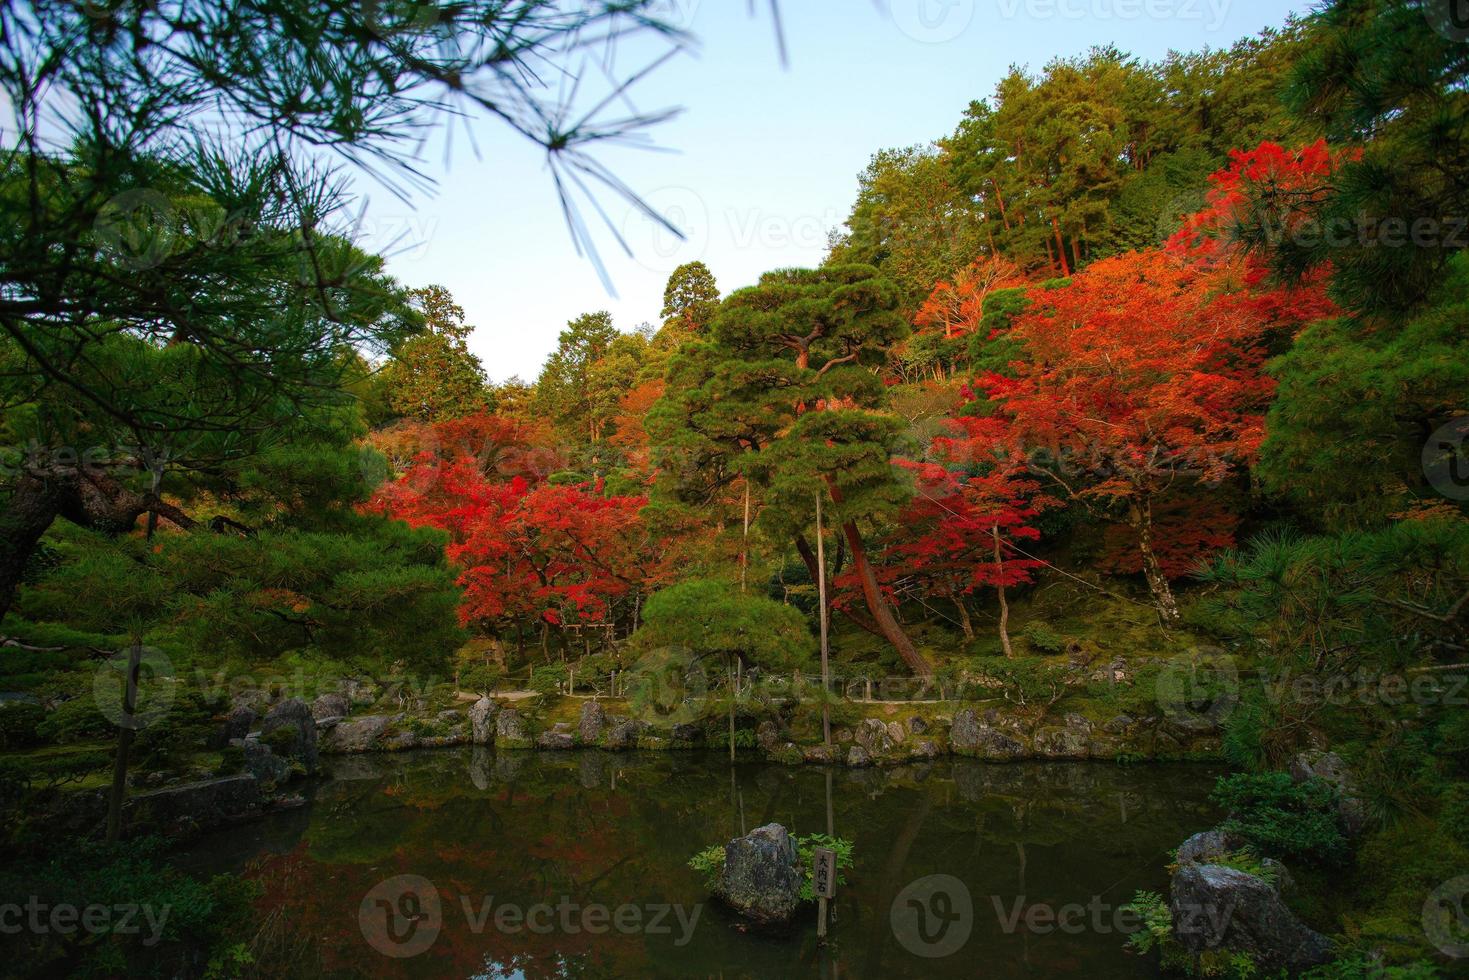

[357,0,1308,383]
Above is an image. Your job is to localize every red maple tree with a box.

[981,249,1276,620]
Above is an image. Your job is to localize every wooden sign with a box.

[812,846,837,900]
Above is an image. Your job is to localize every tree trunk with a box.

[826,481,932,677]
[740,479,750,594]
[1052,215,1071,277]
[993,525,1014,657]
[951,591,974,641]
[794,534,884,640]
[0,474,64,620]
[106,640,143,842]
[1130,498,1179,622]
[0,466,200,619]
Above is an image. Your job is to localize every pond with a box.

[182,750,1221,978]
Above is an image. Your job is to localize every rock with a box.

[885,721,907,745]
[1289,750,1368,837]
[537,730,575,750]
[382,730,418,751]
[496,709,529,743]
[715,824,803,925]
[846,745,872,768]
[322,714,395,753]
[1176,829,1244,866]
[836,728,853,744]
[909,739,940,760]
[908,716,928,735]
[342,678,377,707]
[215,705,255,747]
[952,708,1027,760]
[310,692,349,721]
[855,718,895,757]
[602,717,642,750]
[755,720,780,750]
[237,737,292,784]
[469,697,499,745]
[672,721,705,744]
[578,701,606,744]
[1064,713,1092,733]
[1103,714,1134,734]
[1170,864,1332,972]
[125,774,263,837]
[260,698,318,773]
[1033,726,1089,759]
[950,708,982,749]
[802,744,836,764]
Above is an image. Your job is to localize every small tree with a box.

[631,580,815,759]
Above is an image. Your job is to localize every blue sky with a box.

[360,0,1308,383]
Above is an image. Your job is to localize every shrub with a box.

[0,702,45,749]
[1021,621,1065,654]
[458,663,502,695]
[965,656,1070,711]
[528,664,567,696]
[1211,772,1348,865]
[36,694,114,744]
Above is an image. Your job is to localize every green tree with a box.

[654,264,932,676]
[660,261,721,333]
[1263,0,1469,313]
[631,578,814,757]
[535,311,622,445]
[383,285,491,422]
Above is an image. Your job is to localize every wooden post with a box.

[813,845,837,940]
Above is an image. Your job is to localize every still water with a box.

[184,749,1221,978]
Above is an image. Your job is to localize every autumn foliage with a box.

[365,413,672,640]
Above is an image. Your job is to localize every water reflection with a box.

[183,750,1220,978]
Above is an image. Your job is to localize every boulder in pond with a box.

[311,692,349,721]
[537,729,575,750]
[715,823,803,925]
[125,774,263,837]
[214,705,255,747]
[950,708,981,749]
[846,745,872,768]
[237,737,292,785]
[260,698,318,773]
[496,708,529,744]
[1175,829,1245,866]
[322,714,395,753]
[854,718,894,757]
[602,717,642,750]
[1170,864,1332,972]
[578,701,606,744]
[672,721,705,744]
[469,696,499,745]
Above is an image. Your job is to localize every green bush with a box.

[1211,772,1348,865]
[36,695,113,744]
[458,662,502,694]
[0,702,45,749]
[1021,621,1065,654]
[0,837,260,978]
[528,664,567,696]
[966,656,1070,710]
